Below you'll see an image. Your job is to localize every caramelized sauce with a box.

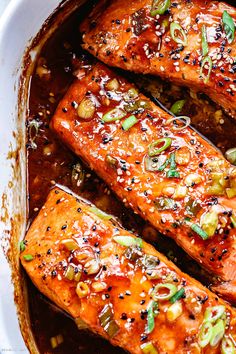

[26,1,236,352]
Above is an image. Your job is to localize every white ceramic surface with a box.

[0,1,64,352]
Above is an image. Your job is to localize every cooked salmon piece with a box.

[80,0,236,119]
[51,63,236,303]
[21,187,236,353]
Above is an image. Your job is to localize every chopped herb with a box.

[150,0,170,16]
[170,288,185,303]
[148,138,172,157]
[170,22,188,46]
[113,236,143,248]
[23,254,34,262]
[19,240,26,252]
[201,25,209,56]
[145,301,159,334]
[122,115,138,131]
[222,10,235,44]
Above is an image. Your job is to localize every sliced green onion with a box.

[157,158,170,171]
[77,98,95,120]
[167,301,183,321]
[225,148,236,166]
[167,153,180,178]
[28,119,41,150]
[141,341,158,354]
[200,56,213,84]
[150,0,170,16]
[122,115,138,131]
[124,88,139,101]
[88,206,113,220]
[222,11,235,44]
[166,116,191,131]
[152,283,177,301]
[200,210,218,237]
[154,197,176,210]
[201,25,209,56]
[199,321,213,348]
[99,304,119,338]
[221,336,236,354]
[203,305,225,324]
[146,301,159,334]
[148,138,172,157]
[23,254,34,262]
[231,213,236,228]
[144,155,167,172]
[169,287,185,303]
[170,100,186,115]
[191,223,209,240]
[170,22,188,46]
[65,265,75,281]
[113,236,143,248]
[210,319,225,347]
[19,240,26,252]
[102,108,126,122]
[61,239,79,251]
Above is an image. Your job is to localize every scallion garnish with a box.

[102,108,126,122]
[166,116,191,131]
[19,240,26,252]
[200,55,213,84]
[151,283,177,301]
[122,115,138,131]
[225,147,236,166]
[145,300,159,334]
[88,206,113,220]
[190,223,209,240]
[231,213,236,228]
[99,304,120,338]
[113,236,143,248]
[221,336,236,354]
[148,137,172,157]
[150,0,170,17]
[199,321,213,348]
[203,305,226,323]
[170,100,186,115]
[210,319,225,347]
[169,287,185,303]
[222,10,235,44]
[170,22,188,46]
[166,153,180,178]
[140,341,158,354]
[23,254,34,262]
[201,25,209,57]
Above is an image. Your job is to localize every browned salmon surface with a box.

[21,187,236,353]
[51,63,236,303]
[80,0,236,118]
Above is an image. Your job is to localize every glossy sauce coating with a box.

[81,0,236,118]
[51,63,236,303]
[21,188,236,354]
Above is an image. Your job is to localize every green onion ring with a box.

[166,116,191,131]
[200,56,213,84]
[210,319,225,347]
[198,321,213,348]
[170,22,188,46]
[150,0,171,17]
[148,137,172,157]
[221,336,236,354]
[203,305,226,323]
[190,223,209,240]
[152,283,177,301]
[102,108,126,122]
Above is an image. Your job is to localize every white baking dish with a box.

[0,1,81,352]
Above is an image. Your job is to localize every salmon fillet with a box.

[21,187,236,353]
[80,0,236,118]
[51,63,236,303]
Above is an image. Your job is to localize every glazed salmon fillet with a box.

[21,187,236,353]
[80,0,236,118]
[51,63,236,303]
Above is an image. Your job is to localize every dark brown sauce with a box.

[26,1,236,353]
